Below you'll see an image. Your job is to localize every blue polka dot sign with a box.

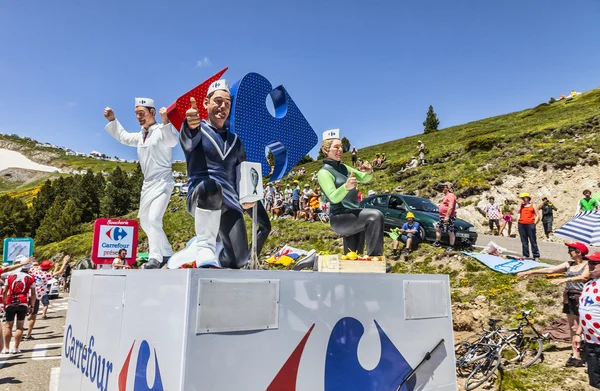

[229,73,318,182]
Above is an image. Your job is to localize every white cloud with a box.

[196,57,212,67]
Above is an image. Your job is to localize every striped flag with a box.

[555,211,600,246]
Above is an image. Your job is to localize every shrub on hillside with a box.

[465,136,502,152]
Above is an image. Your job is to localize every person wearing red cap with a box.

[28,260,55,321]
[518,242,590,367]
[575,252,600,387]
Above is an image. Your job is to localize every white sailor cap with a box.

[135,98,155,108]
[323,129,340,140]
[207,80,230,96]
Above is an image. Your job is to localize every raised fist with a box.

[104,107,115,122]
[159,107,169,125]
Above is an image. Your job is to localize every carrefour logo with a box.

[119,340,164,391]
[64,325,114,391]
[106,227,128,241]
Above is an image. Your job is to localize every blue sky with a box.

[1,0,599,162]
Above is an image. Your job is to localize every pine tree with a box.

[297,155,314,165]
[58,199,82,238]
[35,201,63,244]
[129,163,144,206]
[317,150,326,160]
[0,195,30,239]
[101,166,133,217]
[341,137,351,153]
[423,105,440,133]
[30,179,55,235]
[74,169,101,223]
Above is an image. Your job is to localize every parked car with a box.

[360,193,478,247]
[47,278,60,299]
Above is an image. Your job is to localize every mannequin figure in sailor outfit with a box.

[177,80,263,268]
[104,99,178,269]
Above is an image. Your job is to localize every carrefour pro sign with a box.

[91,218,138,265]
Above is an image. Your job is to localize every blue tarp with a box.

[463,252,553,274]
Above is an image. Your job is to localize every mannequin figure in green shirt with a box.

[317,129,384,255]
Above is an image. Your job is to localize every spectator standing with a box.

[417,140,425,165]
[29,260,55,320]
[499,199,514,237]
[433,182,457,251]
[539,197,558,241]
[2,265,36,354]
[292,180,301,220]
[284,184,293,203]
[485,196,502,234]
[351,147,358,168]
[518,242,589,367]
[265,183,275,212]
[574,252,600,388]
[577,189,599,214]
[517,193,540,261]
[25,259,64,340]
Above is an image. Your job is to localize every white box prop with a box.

[238,161,264,203]
[59,270,457,391]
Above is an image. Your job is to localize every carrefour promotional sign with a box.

[91,218,138,265]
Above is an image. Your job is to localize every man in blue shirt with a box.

[400,212,422,258]
[292,180,301,220]
[389,212,422,258]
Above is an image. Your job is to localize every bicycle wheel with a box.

[464,352,501,390]
[499,333,543,370]
[455,342,490,376]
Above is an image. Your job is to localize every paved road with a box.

[476,234,600,264]
[0,297,67,391]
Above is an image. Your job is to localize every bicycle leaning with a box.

[455,310,546,390]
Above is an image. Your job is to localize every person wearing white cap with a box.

[172,80,270,269]
[317,129,384,256]
[417,140,425,165]
[103,98,178,269]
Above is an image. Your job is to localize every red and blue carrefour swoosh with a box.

[106,227,128,241]
[267,317,416,391]
[119,340,164,391]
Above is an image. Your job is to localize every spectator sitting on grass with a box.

[372,154,382,169]
[390,212,421,258]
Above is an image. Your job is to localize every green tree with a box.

[73,169,102,223]
[30,179,55,235]
[298,155,314,165]
[35,201,63,245]
[129,163,144,206]
[341,137,351,153]
[101,166,133,217]
[423,105,440,133]
[318,150,326,160]
[0,195,31,240]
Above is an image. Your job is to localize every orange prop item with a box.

[166,67,228,131]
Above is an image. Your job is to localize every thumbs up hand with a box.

[344,172,358,190]
[186,97,201,129]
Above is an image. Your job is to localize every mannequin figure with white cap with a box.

[176,79,269,269]
[103,99,178,269]
[317,129,384,256]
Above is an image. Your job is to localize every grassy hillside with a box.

[293,90,600,198]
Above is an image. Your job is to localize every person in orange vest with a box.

[517,193,540,261]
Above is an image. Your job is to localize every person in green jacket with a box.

[317,129,384,255]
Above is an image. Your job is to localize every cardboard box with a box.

[317,255,387,273]
[238,161,264,203]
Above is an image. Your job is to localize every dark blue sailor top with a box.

[180,119,247,214]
